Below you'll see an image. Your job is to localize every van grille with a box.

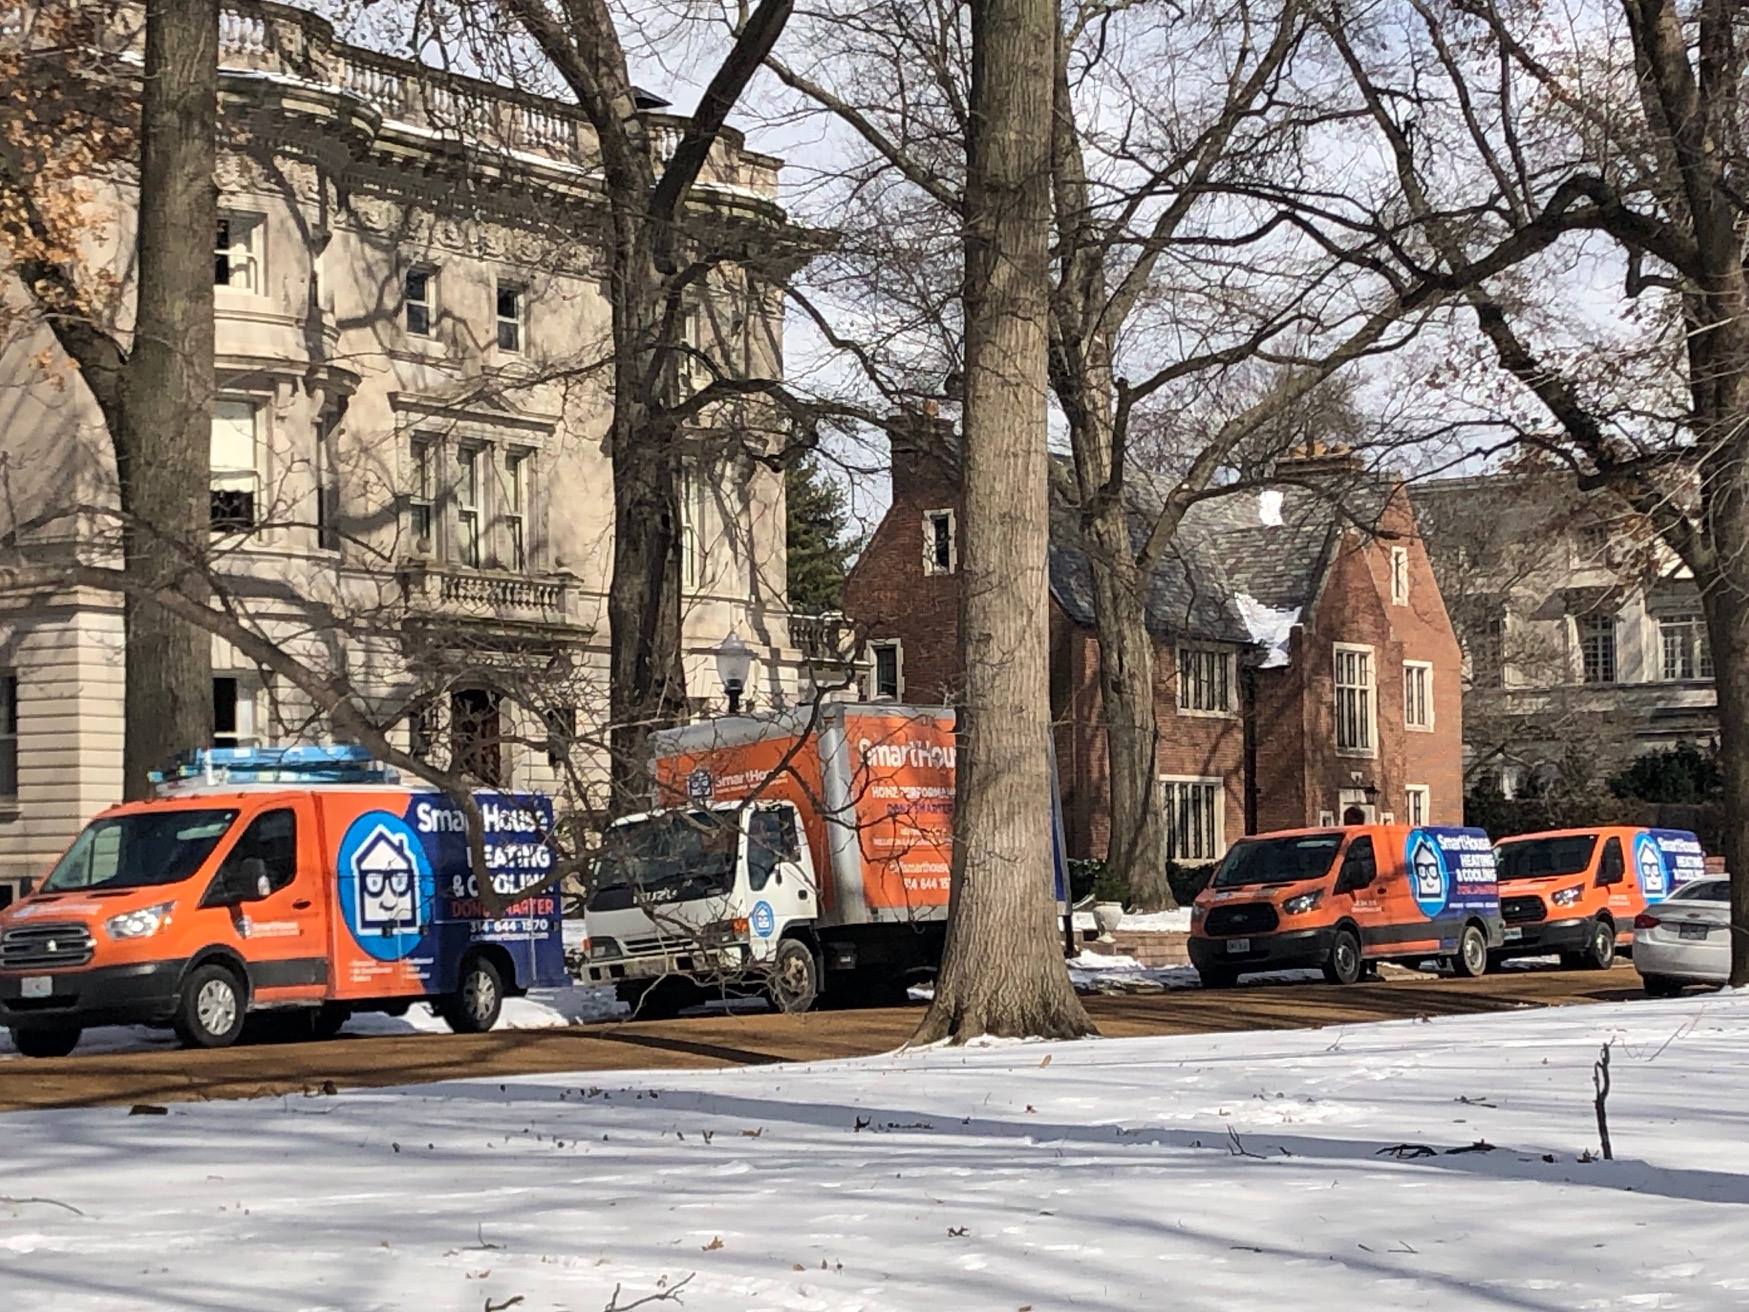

[1,922,95,970]
[1501,895,1546,925]
[1205,903,1280,936]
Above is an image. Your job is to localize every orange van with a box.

[1490,826,1707,969]
[1188,824,1505,987]
[0,747,564,1057]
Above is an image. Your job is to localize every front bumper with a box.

[1189,926,1335,975]
[1494,916,1590,957]
[582,944,753,985]
[0,959,187,1030]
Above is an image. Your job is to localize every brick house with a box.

[842,422,1465,868]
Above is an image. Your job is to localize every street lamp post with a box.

[716,632,753,715]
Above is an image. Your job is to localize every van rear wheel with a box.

[174,964,247,1049]
[441,955,504,1034]
[9,1025,80,1058]
[1452,923,1488,978]
[1322,928,1364,985]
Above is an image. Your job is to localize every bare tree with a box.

[1,0,217,796]
[1319,0,1749,982]
[910,0,1093,1043]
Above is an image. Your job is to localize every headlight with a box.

[105,902,175,940]
[585,936,622,960]
[1282,890,1324,916]
[1189,903,1207,923]
[1551,885,1584,908]
[698,917,751,946]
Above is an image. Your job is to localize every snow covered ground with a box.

[3,989,1745,1310]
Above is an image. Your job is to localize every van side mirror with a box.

[241,857,272,900]
[204,858,272,908]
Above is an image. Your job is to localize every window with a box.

[1162,777,1223,862]
[316,415,340,551]
[1334,644,1375,754]
[1599,836,1625,886]
[505,449,530,572]
[747,808,800,891]
[405,267,433,336]
[407,435,436,550]
[681,468,707,589]
[496,283,523,352]
[869,639,903,700]
[212,676,259,750]
[451,687,502,784]
[1403,660,1433,731]
[214,214,262,291]
[1405,784,1429,827]
[1577,613,1616,683]
[1470,613,1505,688]
[543,705,575,770]
[1390,547,1409,605]
[455,445,482,567]
[1177,646,1233,715]
[218,808,298,894]
[0,673,16,799]
[1575,521,1610,561]
[922,509,956,575]
[210,399,259,531]
[409,701,440,763]
[1660,612,1712,681]
[1338,835,1377,889]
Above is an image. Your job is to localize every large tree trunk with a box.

[116,0,218,797]
[1700,568,1749,986]
[913,0,1093,1044]
[605,244,688,816]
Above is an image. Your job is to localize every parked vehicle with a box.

[1187,824,1505,988]
[0,746,564,1057]
[579,702,1065,1016]
[1633,876,1733,995]
[1491,827,1707,970]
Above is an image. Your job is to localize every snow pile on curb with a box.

[4,990,1746,1309]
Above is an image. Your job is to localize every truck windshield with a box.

[588,809,739,911]
[1495,835,1596,881]
[39,809,239,892]
[1211,834,1342,888]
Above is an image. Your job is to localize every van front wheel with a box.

[174,964,247,1049]
[442,955,504,1034]
[1562,919,1616,971]
[1452,923,1489,978]
[9,1025,80,1058]
[1323,928,1364,985]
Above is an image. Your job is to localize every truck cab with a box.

[1491,826,1706,969]
[580,800,823,1015]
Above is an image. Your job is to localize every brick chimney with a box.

[888,402,962,506]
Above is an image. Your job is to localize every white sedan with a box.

[1633,877,1734,996]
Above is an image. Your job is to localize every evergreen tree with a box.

[785,457,856,613]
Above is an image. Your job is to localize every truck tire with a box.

[1561,918,1616,971]
[767,938,820,1013]
[1322,927,1364,985]
[1451,923,1488,978]
[9,1025,80,1058]
[174,963,248,1049]
[441,954,504,1034]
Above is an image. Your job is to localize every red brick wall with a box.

[1295,485,1465,827]
[841,433,963,704]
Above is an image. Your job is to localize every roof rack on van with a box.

[152,744,401,792]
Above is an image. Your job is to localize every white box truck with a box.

[580,702,993,1015]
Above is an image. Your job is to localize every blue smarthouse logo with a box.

[1634,833,1670,903]
[337,811,436,960]
[1408,832,1450,919]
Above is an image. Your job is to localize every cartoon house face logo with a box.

[337,812,435,961]
[1409,833,1449,919]
[1635,835,1669,902]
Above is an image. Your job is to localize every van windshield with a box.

[1212,834,1342,888]
[588,809,739,911]
[1495,835,1596,882]
[40,810,238,892]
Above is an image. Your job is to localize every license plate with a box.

[1679,923,1710,940]
[1226,938,1251,954]
[20,976,52,999]
[1502,927,1523,942]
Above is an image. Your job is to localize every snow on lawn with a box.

[5,993,1748,1311]
[1112,907,1192,933]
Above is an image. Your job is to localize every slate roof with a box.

[1046,458,1401,651]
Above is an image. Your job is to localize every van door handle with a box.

[293,899,313,910]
